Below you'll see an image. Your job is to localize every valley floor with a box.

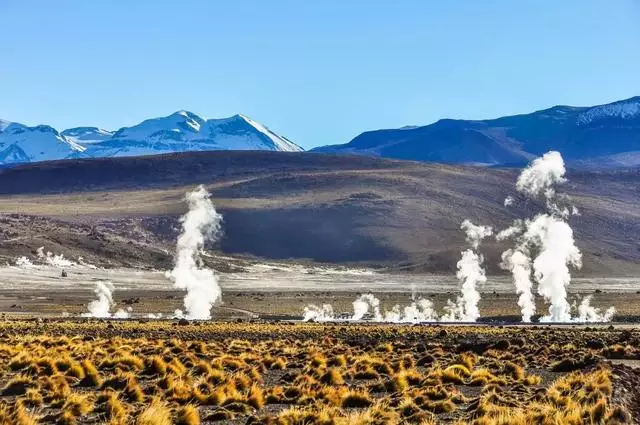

[0,266,638,321]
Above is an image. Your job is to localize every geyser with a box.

[302,293,439,323]
[303,304,335,322]
[442,220,492,322]
[498,151,614,323]
[83,281,130,318]
[165,185,222,320]
[37,247,76,268]
[299,150,615,324]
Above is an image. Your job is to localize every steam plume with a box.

[352,294,382,321]
[83,281,129,318]
[302,293,438,323]
[500,249,535,322]
[165,185,222,320]
[15,256,36,268]
[441,220,492,322]
[303,304,335,322]
[527,214,581,322]
[576,295,616,323]
[461,220,493,249]
[516,151,566,203]
[499,150,614,322]
[385,298,438,323]
[37,247,76,268]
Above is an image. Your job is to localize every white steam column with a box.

[442,220,493,322]
[498,151,614,323]
[166,185,223,320]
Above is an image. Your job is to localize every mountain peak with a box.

[171,110,203,121]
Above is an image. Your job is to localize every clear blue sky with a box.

[2,0,639,149]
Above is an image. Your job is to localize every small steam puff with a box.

[14,250,98,270]
[166,185,222,320]
[303,293,438,323]
[14,256,36,268]
[82,281,130,318]
[576,295,616,323]
[37,247,77,268]
[302,304,335,322]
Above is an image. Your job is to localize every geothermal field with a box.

[0,151,639,424]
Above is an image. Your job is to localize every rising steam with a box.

[302,293,438,323]
[516,151,566,204]
[500,249,535,322]
[303,304,335,322]
[37,247,76,268]
[576,295,616,323]
[302,220,493,324]
[15,256,36,268]
[441,220,492,322]
[352,293,382,321]
[82,281,130,318]
[165,185,222,320]
[384,298,438,323]
[498,150,614,322]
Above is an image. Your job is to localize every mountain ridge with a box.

[314,96,640,168]
[0,111,302,165]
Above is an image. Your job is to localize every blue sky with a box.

[2,1,639,149]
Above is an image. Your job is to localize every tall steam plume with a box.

[498,151,614,322]
[442,220,492,322]
[166,185,222,320]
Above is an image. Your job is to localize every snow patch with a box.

[577,99,640,125]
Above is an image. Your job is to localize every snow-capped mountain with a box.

[0,121,85,165]
[0,112,302,165]
[314,96,640,167]
[89,111,302,158]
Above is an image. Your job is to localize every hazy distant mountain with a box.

[0,112,302,165]
[314,97,640,168]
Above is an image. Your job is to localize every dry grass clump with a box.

[340,389,373,408]
[136,398,172,425]
[61,392,94,417]
[175,404,200,425]
[2,374,33,396]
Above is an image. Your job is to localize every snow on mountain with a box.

[110,110,205,142]
[237,114,302,152]
[577,97,640,125]
[84,111,302,158]
[0,112,303,165]
[0,121,85,165]
[61,127,114,144]
[0,119,11,132]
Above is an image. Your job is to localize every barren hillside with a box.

[0,151,638,275]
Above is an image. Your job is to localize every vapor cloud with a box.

[166,185,223,320]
